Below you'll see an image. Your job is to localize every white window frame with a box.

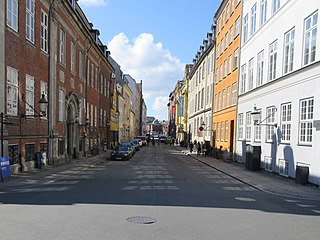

[221,121,224,142]
[272,0,280,15]
[283,28,295,74]
[266,106,277,142]
[7,0,19,32]
[227,86,231,107]
[260,0,267,26]
[6,66,19,116]
[234,48,239,69]
[235,17,240,36]
[250,3,257,36]
[257,50,264,87]
[59,28,66,65]
[232,83,237,106]
[281,102,292,143]
[240,64,246,94]
[228,54,232,74]
[59,89,65,122]
[40,10,48,53]
[254,112,261,142]
[303,11,318,66]
[230,26,233,43]
[238,113,244,140]
[71,40,76,74]
[25,75,35,117]
[246,112,252,140]
[299,98,314,145]
[269,40,278,81]
[222,89,226,109]
[26,0,35,43]
[243,14,249,43]
[248,58,254,91]
[225,121,229,141]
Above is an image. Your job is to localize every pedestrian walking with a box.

[197,142,201,157]
[189,141,194,153]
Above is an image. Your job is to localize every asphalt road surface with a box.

[0,144,319,240]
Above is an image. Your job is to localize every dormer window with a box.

[69,0,77,9]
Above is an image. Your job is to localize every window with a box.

[236,0,240,5]
[40,81,48,118]
[206,85,210,106]
[218,92,221,110]
[71,40,76,73]
[40,10,48,53]
[299,98,314,144]
[7,0,18,32]
[226,4,230,21]
[225,121,229,141]
[202,62,206,78]
[224,60,227,77]
[303,11,318,66]
[231,0,235,13]
[79,50,84,80]
[250,3,257,36]
[281,103,292,143]
[217,123,220,141]
[91,63,94,88]
[213,123,217,141]
[235,17,240,36]
[201,88,204,108]
[6,66,19,116]
[59,28,66,65]
[217,44,221,57]
[220,65,223,81]
[246,112,252,140]
[240,64,246,94]
[8,145,19,165]
[272,0,280,15]
[222,89,226,109]
[221,38,225,53]
[25,75,35,116]
[238,113,244,140]
[279,159,289,177]
[26,0,35,43]
[215,94,218,112]
[227,86,231,107]
[269,40,278,81]
[91,104,94,127]
[25,144,35,161]
[266,106,277,142]
[232,83,237,105]
[260,0,267,26]
[198,91,201,110]
[228,55,232,74]
[221,122,224,141]
[284,28,295,74]
[230,26,233,43]
[216,69,219,84]
[254,112,261,141]
[248,58,254,91]
[243,14,249,43]
[234,48,239,69]
[257,50,264,87]
[225,32,229,48]
[59,89,65,121]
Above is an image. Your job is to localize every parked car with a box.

[134,138,143,147]
[109,146,131,161]
[120,142,135,156]
[136,136,147,146]
[160,135,167,143]
[131,139,140,151]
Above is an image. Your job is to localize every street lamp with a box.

[251,104,277,128]
[21,93,48,118]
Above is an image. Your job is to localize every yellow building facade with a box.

[212,0,242,156]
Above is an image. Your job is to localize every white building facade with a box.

[236,0,320,185]
[188,32,215,144]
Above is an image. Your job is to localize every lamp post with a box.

[251,104,277,128]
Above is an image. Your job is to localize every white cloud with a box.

[78,0,108,7]
[108,32,184,120]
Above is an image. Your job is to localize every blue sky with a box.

[78,0,220,120]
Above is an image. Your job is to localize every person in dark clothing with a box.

[197,142,201,157]
[189,141,194,153]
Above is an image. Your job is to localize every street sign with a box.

[1,157,11,182]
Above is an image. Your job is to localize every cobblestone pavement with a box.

[176,146,320,201]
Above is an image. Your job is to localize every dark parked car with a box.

[109,146,131,161]
[120,142,135,156]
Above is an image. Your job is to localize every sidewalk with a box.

[176,146,320,201]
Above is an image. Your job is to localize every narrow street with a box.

[0,145,319,240]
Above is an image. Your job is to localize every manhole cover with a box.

[235,197,256,202]
[126,216,157,224]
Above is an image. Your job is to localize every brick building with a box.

[2,0,114,171]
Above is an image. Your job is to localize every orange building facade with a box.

[212,0,242,157]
